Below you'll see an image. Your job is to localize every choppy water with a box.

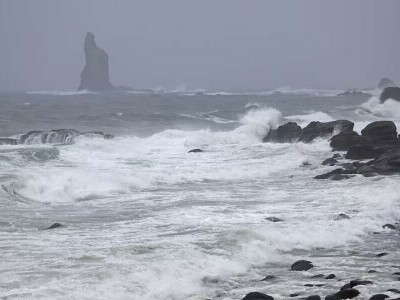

[0,90,399,300]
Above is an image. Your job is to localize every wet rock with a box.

[330,131,360,151]
[349,280,373,287]
[188,149,204,153]
[331,174,353,180]
[375,253,389,257]
[368,294,389,300]
[361,121,398,143]
[78,32,114,91]
[265,217,284,223]
[337,89,368,97]
[311,274,325,278]
[388,288,400,294]
[298,120,354,143]
[305,284,314,287]
[378,77,397,89]
[345,144,386,160]
[322,158,339,166]
[314,168,344,180]
[290,260,314,271]
[380,87,400,103]
[326,288,360,300]
[382,224,396,230]
[368,270,378,273]
[263,122,302,143]
[393,272,400,275]
[47,223,63,230]
[241,292,274,300]
[325,274,336,279]
[305,296,321,300]
[290,294,300,297]
[261,275,276,281]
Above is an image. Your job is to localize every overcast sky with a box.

[0,0,399,91]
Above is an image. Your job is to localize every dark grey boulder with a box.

[330,131,360,151]
[298,120,354,143]
[368,295,389,300]
[188,149,204,153]
[263,122,302,143]
[345,145,387,160]
[265,217,284,222]
[290,260,314,271]
[242,292,274,300]
[314,168,344,180]
[47,223,63,230]
[349,280,373,287]
[322,158,339,166]
[375,252,389,257]
[378,77,396,89]
[382,224,396,230]
[361,121,398,143]
[380,87,400,103]
[326,288,360,300]
[78,32,114,91]
[305,296,321,300]
[325,274,336,279]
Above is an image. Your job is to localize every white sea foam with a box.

[286,111,334,126]
[359,96,400,119]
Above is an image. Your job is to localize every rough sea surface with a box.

[0,89,399,300]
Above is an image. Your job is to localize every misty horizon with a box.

[0,0,399,92]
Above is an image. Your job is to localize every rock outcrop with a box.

[298,120,354,143]
[262,122,301,143]
[380,87,400,103]
[78,32,114,91]
[378,77,396,89]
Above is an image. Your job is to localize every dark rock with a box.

[325,274,336,279]
[380,87,400,103]
[47,223,63,230]
[366,148,400,174]
[331,174,352,180]
[330,131,360,151]
[332,153,342,159]
[382,224,396,230]
[326,288,360,300]
[388,288,400,293]
[188,149,204,153]
[375,252,389,257]
[290,260,314,271]
[265,217,284,223]
[241,292,274,300]
[378,77,397,89]
[263,122,302,143]
[393,272,400,275]
[340,283,353,290]
[345,145,388,160]
[298,120,354,143]
[78,32,114,91]
[361,121,398,143]
[260,275,276,281]
[305,296,321,300]
[322,158,339,166]
[337,89,368,97]
[314,168,344,180]
[368,270,378,273]
[0,138,18,145]
[349,280,373,287]
[305,284,314,287]
[368,294,389,300]
[290,294,300,297]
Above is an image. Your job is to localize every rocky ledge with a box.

[0,129,114,145]
[263,120,400,179]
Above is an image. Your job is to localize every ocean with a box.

[0,89,399,299]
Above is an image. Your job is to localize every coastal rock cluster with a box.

[0,129,113,145]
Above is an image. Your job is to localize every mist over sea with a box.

[0,89,399,299]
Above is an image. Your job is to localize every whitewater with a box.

[0,90,399,300]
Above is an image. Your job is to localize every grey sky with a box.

[0,0,399,91]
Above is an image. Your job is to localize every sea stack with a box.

[377,77,396,89]
[78,32,114,91]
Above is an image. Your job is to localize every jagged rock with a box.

[366,148,400,174]
[78,32,114,91]
[241,292,274,300]
[380,87,400,103]
[378,77,396,89]
[20,129,80,145]
[263,122,302,143]
[290,260,314,271]
[330,131,360,151]
[322,158,339,166]
[298,120,354,143]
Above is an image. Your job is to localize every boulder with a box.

[78,32,114,91]
[330,131,360,151]
[380,87,400,103]
[305,296,321,300]
[263,122,302,143]
[361,121,398,143]
[378,77,396,89]
[290,260,314,271]
[298,120,354,143]
[241,292,274,300]
[368,295,389,300]
[47,223,63,230]
[325,288,360,300]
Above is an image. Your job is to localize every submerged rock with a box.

[290,260,314,271]
[298,120,354,143]
[241,292,274,300]
[325,274,336,279]
[382,224,396,230]
[47,223,63,230]
[188,149,204,153]
[305,296,321,300]
[334,213,350,220]
[78,32,114,91]
[265,217,284,222]
[368,295,389,300]
[263,122,302,143]
[380,87,400,103]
